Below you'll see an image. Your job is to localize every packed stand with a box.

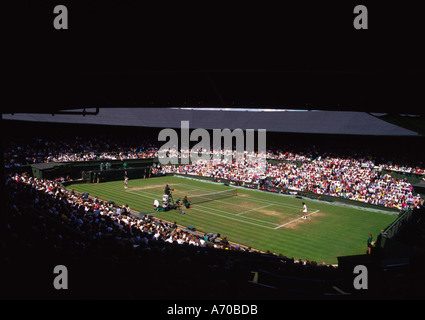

[2,172,343,299]
[3,136,424,210]
[3,135,158,168]
[161,154,423,210]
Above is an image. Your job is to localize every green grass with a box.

[66,175,397,264]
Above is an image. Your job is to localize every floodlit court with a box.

[67,175,397,264]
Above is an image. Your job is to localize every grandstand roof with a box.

[3,108,419,136]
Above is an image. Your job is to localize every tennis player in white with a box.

[302,202,307,219]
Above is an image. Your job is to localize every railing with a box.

[377,208,415,248]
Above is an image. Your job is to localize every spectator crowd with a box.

[6,173,242,252]
[3,172,345,299]
[161,155,423,210]
[3,135,424,210]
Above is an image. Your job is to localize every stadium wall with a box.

[23,158,157,182]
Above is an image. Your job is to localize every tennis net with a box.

[188,188,238,204]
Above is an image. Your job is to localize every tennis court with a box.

[67,175,397,264]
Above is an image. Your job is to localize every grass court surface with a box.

[67,175,397,264]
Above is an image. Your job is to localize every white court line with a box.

[177,179,312,211]
[274,210,320,230]
[236,193,303,210]
[180,187,271,221]
[181,185,281,214]
[126,187,320,228]
[125,189,161,201]
[195,203,278,226]
[128,184,246,211]
[124,187,275,229]
[167,177,298,206]
[169,182,304,210]
[190,206,277,230]
[126,188,278,228]
[126,185,322,229]
[236,204,274,216]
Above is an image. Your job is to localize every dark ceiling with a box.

[2,2,425,114]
